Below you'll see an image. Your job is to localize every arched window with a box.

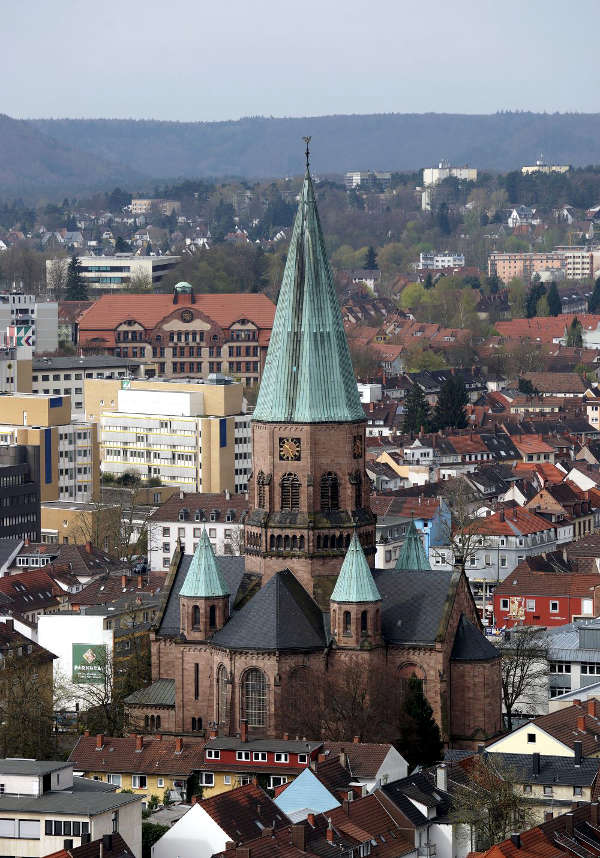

[291,535,297,550]
[317,534,322,549]
[323,535,329,549]
[257,472,266,509]
[209,605,217,629]
[354,473,362,510]
[345,533,351,548]
[398,664,427,699]
[281,473,300,511]
[144,715,149,729]
[192,605,200,628]
[242,668,267,728]
[269,535,275,550]
[299,535,305,550]
[284,535,290,551]
[336,534,343,550]
[150,715,155,730]
[360,610,368,634]
[343,611,351,636]
[375,608,380,631]
[218,665,230,725]
[156,715,161,729]
[192,716,202,731]
[332,609,337,633]
[276,535,282,550]
[320,473,340,512]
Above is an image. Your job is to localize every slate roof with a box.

[47,832,134,858]
[148,492,248,523]
[394,520,430,571]
[322,742,392,779]
[331,533,381,603]
[451,614,502,661]
[210,570,329,652]
[0,537,23,568]
[156,554,246,636]
[372,569,458,645]
[382,771,451,827]
[0,776,139,815]
[529,700,600,756]
[123,678,175,707]
[0,759,71,776]
[460,751,600,786]
[205,737,322,754]
[179,529,229,598]
[69,735,206,776]
[253,166,365,424]
[199,782,289,840]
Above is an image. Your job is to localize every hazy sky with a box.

[4,0,598,121]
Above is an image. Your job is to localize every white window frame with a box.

[253,752,267,762]
[550,600,559,613]
[500,598,509,611]
[107,774,122,786]
[274,752,289,763]
[206,749,220,760]
[236,750,251,761]
[297,753,308,764]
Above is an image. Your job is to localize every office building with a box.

[0,292,58,353]
[422,161,478,186]
[89,376,251,493]
[129,198,181,216]
[32,356,147,419]
[0,444,41,542]
[0,758,141,858]
[0,345,33,394]
[344,171,392,190]
[47,255,180,293]
[77,282,275,386]
[522,156,570,175]
[0,394,98,504]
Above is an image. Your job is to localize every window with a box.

[581,663,600,675]
[157,777,164,788]
[198,772,214,786]
[274,752,289,763]
[527,733,536,743]
[269,775,288,789]
[206,749,221,759]
[343,610,351,635]
[192,605,200,628]
[500,557,507,568]
[0,818,16,837]
[209,605,217,629]
[298,753,308,764]
[543,786,553,796]
[236,750,251,761]
[132,775,147,788]
[194,663,199,700]
[574,786,583,796]
[242,668,267,727]
[280,473,300,512]
[107,774,121,786]
[253,752,267,762]
[526,599,535,612]
[549,662,571,674]
[218,665,230,725]
[500,598,509,611]
[523,784,532,794]
[320,472,340,512]
[550,601,559,613]
[224,775,232,785]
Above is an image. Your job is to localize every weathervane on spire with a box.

[303,136,311,169]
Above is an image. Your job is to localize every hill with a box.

[30,112,600,179]
[0,114,143,196]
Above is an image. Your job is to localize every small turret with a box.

[395,520,431,571]
[330,532,382,648]
[179,529,230,641]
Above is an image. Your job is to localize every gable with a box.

[486,723,572,756]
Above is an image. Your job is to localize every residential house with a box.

[494,566,600,629]
[488,698,600,752]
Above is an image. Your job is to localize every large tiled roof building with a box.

[131,154,502,750]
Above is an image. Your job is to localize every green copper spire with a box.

[179,528,230,598]
[331,532,381,603]
[395,520,431,571]
[253,149,365,424]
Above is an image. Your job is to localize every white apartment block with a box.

[129,199,181,216]
[418,251,465,270]
[422,161,478,186]
[0,292,58,353]
[32,356,145,419]
[47,255,180,292]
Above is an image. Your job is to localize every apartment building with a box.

[489,250,600,282]
[129,198,181,216]
[522,157,570,175]
[0,292,58,353]
[0,758,141,858]
[147,491,248,570]
[77,283,275,386]
[47,255,180,293]
[344,171,392,190]
[0,345,33,393]
[0,394,98,504]
[423,161,478,186]
[90,376,251,494]
[418,251,465,270]
[32,356,147,418]
[0,444,41,542]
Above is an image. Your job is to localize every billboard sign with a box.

[72,643,107,684]
[7,325,34,347]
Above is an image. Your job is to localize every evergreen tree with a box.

[566,316,583,348]
[423,272,433,290]
[486,274,500,294]
[402,383,431,433]
[65,255,88,301]
[114,236,131,253]
[364,245,378,270]
[433,374,468,430]
[436,202,451,235]
[546,281,562,316]
[589,277,600,313]
[525,281,546,318]
[395,675,443,769]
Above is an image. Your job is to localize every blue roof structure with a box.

[395,520,431,571]
[179,529,229,598]
[330,532,381,603]
[274,768,339,817]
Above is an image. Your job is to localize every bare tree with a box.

[495,625,549,731]
[451,755,537,851]
[432,478,492,571]
[68,647,132,737]
[0,639,57,758]
[46,257,69,300]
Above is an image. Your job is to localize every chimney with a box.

[261,826,273,838]
[225,842,235,851]
[96,734,104,750]
[353,736,360,744]
[307,813,315,826]
[318,753,326,763]
[179,488,184,500]
[241,719,248,743]
[574,740,583,766]
[135,734,143,752]
[156,734,162,741]
[588,700,597,717]
[4,618,13,633]
[574,699,582,706]
[339,748,347,770]
[577,715,586,732]
[510,834,521,849]
[500,507,505,522]
[84,729,90,737]
[121,574,127,588]
[436,764,448,792]
[291,824,306,851]
[225,488,231,500]
[24,536,29,547]
[209,729,218,739]
[85,540,92,554]
[545,812,553,822]
[565,813,574,835]
[343,798,352,815]
[175,736,183,754]
[532,752,540,775]
[99,842,103,858]
[326,820,334,843]
[592,803,599,826]
[137,574,143,589]
[283,732,289,741]
[103,835,113,852]
[191,795,198,805]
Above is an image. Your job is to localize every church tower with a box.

[330,532,383,648]
[244,144,376,603]
[179,529,230,641]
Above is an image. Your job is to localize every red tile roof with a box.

[69,734,206,776]
[494,565,600,598]
[322,742,392,779]
[468,505,553,537]
[530,700,600,756]
[513,436,558,455]
[496,314,600,343]
[199,782,288,841]
[71,572,166,607]
[370,494,441,520]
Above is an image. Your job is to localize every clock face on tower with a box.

[279,437,301,461]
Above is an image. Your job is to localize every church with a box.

[127,154,502,748]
